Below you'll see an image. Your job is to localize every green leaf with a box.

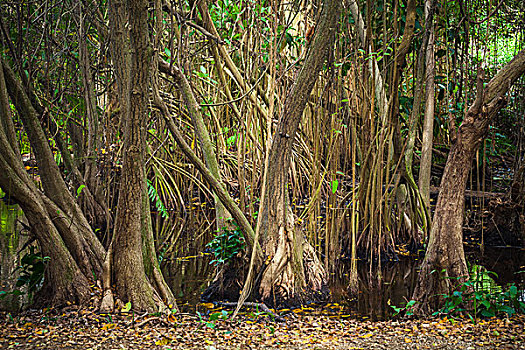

[209,312,221,321]
[480,300,491,309]
[331,180,338,194]
[480,309,495,317]
[122,301,132,312]
[509,285,518,298]
[227,135,236,147]
[497,305,515,316]
[76,184,85,197]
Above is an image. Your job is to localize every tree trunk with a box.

[418,0,436,213]
[0,69,92,305]
[1,57,105,302]
[2,59,106,276]
[106,0,176,312]
[256,0,340,307]
[413,49,525,313]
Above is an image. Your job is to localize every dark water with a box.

[164,246,525,319]
[2,201,523,317]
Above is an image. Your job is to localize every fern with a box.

[146,179,169,219]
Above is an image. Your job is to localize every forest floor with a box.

[0,306,524,349]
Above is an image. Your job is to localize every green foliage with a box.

[146,179,169,219]
[121,301,132,313]
[247,304,273,321]
[0,247,49,302]
[390,299,417,317]
[433,266,525,321]
[76,184,85,198]
[331,179,339,194]
[196,310,229,329]
[206,219,245,266]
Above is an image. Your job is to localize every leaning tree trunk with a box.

[256,0,340,307]
[1,56,106,308]
[413,49,525,313]
[0,66,92,305]
[0,167,92,306]
[2,59,106,277]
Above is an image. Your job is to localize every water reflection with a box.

[0,200,26,311]
[331,258,420,320]
[164,246,525,319]
[163,253,215,312]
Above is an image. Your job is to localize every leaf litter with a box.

[0,305,524,349]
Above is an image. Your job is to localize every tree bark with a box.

[413,49,525,313]
[418,0,436,213]
[2,59,106,274]
[1,57,106,287]
[256,0,340,306]
[107,0,176,312]
[0,66,92,306]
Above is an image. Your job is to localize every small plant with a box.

[0,246,49,303]
[433,266,525,321]
[146,179,169,219]
[390,299,417,317]
[197,310,229,329]
[206,219,245,266]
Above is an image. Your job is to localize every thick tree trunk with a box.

[413,50,525,313]
[256,0,340,307]
[106,0,176,312]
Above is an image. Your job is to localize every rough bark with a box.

[256,0,340,307]
[109,0,159,312]
[107,0,175,312]
[1,59,106,276]
[413,49,525,313]
[418,0,436,213]
[0,71,92,306]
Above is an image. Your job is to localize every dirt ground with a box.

[1,307,524,349]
